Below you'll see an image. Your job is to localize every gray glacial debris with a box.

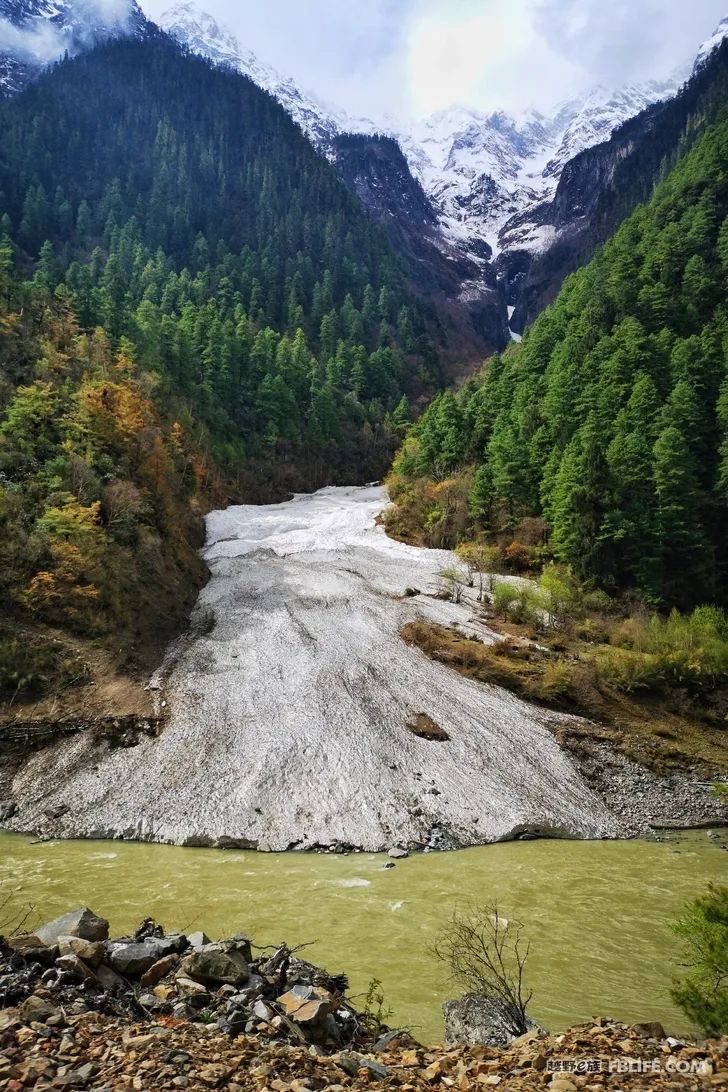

[4,485,620,850]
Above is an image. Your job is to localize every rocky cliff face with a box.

[501,36,728,331]
[331,133,508,357]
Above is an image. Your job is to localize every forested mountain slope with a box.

[0,34,442,695]
[388,111,728,609]
[0,34,440,490]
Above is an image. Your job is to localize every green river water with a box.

[1,831,725,1042]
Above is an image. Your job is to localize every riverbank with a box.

[3,1009,725,1089]
[1,906,725,1090]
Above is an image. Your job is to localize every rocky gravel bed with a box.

[1,906,726,1089]
[1,1004,725,1089]
[0,909,371,1055]
[557,737,728,839]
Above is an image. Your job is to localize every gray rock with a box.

[186,931,211,949]
[253,999,274,1022]
[443,993,543,1047]
[95,963,127,991]
[226,975,264,1008]
[337,1053,389,1079]
[55,954,97,981]
[178,945,249,987]
[107,936,185,977]
[57,936,105,968]
[18,995,59,1024]
[35,908,109,946]
[224,934,253,963]
[387,847,409,859]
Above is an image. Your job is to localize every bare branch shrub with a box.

[434,902,532,1035]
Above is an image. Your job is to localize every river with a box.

[2,830,726,1041]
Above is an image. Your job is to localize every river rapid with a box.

[6,485,622,849]
[2,830,726,1041]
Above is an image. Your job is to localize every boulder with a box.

[277,984,334,1024]
[95,963,127,991]
[253,999,274,1022]
[57,936,105,968]
[633,1022,667,1039]
[55,954,97,982]
[443,994,543,1047]
[175,976,210,998]
[140,954,179,988]
[18,995,59,1024]
[387,847,409,860]
[6,933,46,952]
[6,934,57,966]
[225,934,253,963]
[107,936,185,977]
[35,908,109,946]
[178,944,249,987]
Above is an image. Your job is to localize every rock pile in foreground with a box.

[1,907,726,1089]
[1,908,369,1054]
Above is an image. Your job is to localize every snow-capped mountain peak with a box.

[694,16,728,71]
[160,1,344,146]
[157,3,712,261]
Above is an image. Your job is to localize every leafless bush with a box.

[438,566,469,604]
[434,902,532,1036]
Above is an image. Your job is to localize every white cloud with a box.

[144,1,728,120]
[0,18,66,62]
[1,0,140,63]
[403,0,584,116]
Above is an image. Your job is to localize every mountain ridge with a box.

[3,1,728,347]
[158,2,728,340]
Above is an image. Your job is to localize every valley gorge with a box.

[1,0,728,1074]
[1,486,725,852]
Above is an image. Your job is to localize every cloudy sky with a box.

[141,1,728,120]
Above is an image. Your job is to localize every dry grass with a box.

[401,619,728,776]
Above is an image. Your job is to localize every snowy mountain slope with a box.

[404,77,686,260]
[158,2,728,343]
[695,15,728,70]
[159,3,724,265]
[0,0,148,95]
[160,1,348,146]
[3,1,728,344]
